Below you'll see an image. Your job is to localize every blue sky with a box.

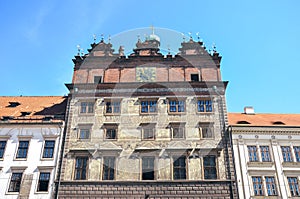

[1,0,300,113]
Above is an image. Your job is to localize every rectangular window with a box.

[248,146,258,162]
[169,100,185,113]
[197,99,212,112]
[173,156,186,180]
[79,129,90,139]
[294,146,300,162]
[141,124,155,140]
[8,173,22,192]
[265,176,277,196]
[75,157,88,180]
[199,123,214,138]
[94,76,102,84]
[288,177,300,196]
[281,146,293,162]
[142,157,155,180]
[37,172,50,192]
[105,101,121,114]
[170,124,185,139]
[203,156,217,179]
[80,102,94,114]
[0,141,7,158]
[260,146,271,162]
[104,125,118,140]
[102,157,115,180]
[141,100,157,113]
[252,176,264,196]
[190,74,199,81]
[42,140,55,158]
[16,141,29,159]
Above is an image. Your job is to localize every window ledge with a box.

[282,162,300,167]
[196,112,214,114]
[247,161,274,167]
[251,196,280,199]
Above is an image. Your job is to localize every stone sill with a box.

[247,161,274,167]
[282,162,300,167]
[251,196,281,199]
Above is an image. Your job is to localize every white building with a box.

[0,96,66,199]
[229,108,300,199]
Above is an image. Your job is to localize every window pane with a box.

[260,146,271,162]
[106,128,117,139]
[43,140,55,158]
[265,177,277,196]
[294,147,300,162]
[16,141,29,159]
[173,156,186,180]
[79,129,90,139]
[8,173,22,192]
[252,176,264,196]
[38,172,50,192]
[288,177,300,196]
[248,146,258,162]
[281,146,293,162]
[103,157,115,180]
[0,141,7,158]
[80,102,87,113]
[204,156,217,179]
[142,157,155,180]
[75,157,88,180]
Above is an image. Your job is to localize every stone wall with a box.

[58,180,233,199]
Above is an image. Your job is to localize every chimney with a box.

[244,106,255,115]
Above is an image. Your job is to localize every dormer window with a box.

[20,112,31,117]
[8,102,20,107]
[191,74,199,82]
[94,76,102,84]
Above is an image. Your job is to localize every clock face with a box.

[136,67,156,82]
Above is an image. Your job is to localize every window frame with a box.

[252,176,264,196]
[103,124,118,140]
[142,156,155,180]
[74,156,89,180]
[294,146,300,162]
[140,100,157,114]
[0,140,7,159]
[80,101,95,114]
[288,177,300,196]
[281,146,293,162]
[141,124,155,140]
[102,156,116,180]
[169,123,185,139]
[168,99,186,114]
[42,140,56,159]
[173,156,187,180]
[37,172,51,192]
[8,172,23,193]
[197,99,213,113]
[199,123,214,139]
[247,146,259,162]
[16,140,30,159]
[105,100,121,115]
[78,128,90,140]
[265,176,278,196]
[260,146,271,162]
[203,155,217,179]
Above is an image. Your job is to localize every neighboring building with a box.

[57,31,237,198]
[0,96,67,199]
[229,108,300,199]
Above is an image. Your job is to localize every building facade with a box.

[0,96,66,199]
[57,31,237,198]
[229,109,300,199]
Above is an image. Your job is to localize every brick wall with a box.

[58,180,233,199]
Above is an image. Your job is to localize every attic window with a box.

[191,74,199,82]
[8,102,20,107]
[237,121,251,124]
[20,112,31,117]
[273,121,285,125]
[1,116,14,121]
[43,116,53,121]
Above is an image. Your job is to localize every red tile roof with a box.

[228,113,300,126]
[0,96,67,123]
